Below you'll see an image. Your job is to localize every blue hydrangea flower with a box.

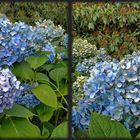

[15,83,40,108]
[42,42,56,63]
[61,33,68,48]
[0,16,36,66]
[76,48,113,75]
[0,16,67,66]
[0,67,21,112]
[72,51,140,132]
[35,19,64,40]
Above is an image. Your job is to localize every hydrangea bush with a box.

[0,16,67,66]
[73,48,114,104]
[72,51,140,133]
[0,16,68,138]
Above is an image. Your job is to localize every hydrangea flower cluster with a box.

[42,42,56,63]
[61,34,68,48]
[15,83,40,108]
[0,67,21,112]
[76,48,112,75]
[0,16,38,66]
[72,51,140,132]
[35,19,65,40]
[73,38,97,64]
[34,19,68,62]
[0,16,68,66]
[73,48,114,104]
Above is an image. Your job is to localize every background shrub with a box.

[73,2,140,59]
[0,2,67,29]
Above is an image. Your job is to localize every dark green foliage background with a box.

[73,2,140,59]
[0,2,67,29]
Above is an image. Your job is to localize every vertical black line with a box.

[68,0,72,139]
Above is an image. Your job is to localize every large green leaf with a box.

[89,112,131,138]
[74,129,89,138]
[31,84,57,108]
[42,125,50,138]
[136,132,140,138]
[51,121,68,138]
[49,67,67,82]
[44,122,55,135]
[12,61,34,80]
[41,64,53,72]
[56,85,68,97]
[36,104,54,122]
[25,55,47,69]
[55,47,67,54]
[0,117,41,138]
[4,103,34,118]
[35,73,50,83]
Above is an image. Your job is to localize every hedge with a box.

[0,2,67,29]
[73,2,140,59]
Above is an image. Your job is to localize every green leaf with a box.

[136,132,140,138]
[41,64,53,72]
[35,73,50,82]
[49,67,67,82]
[12,61,34,80]
[4,103,34,118]
[44,122,55,135]
[110,45,115,52]
[55,47,67,54]
[42,125,50,138]
[88,22,94,29]
[51,121,68,138]
[102,16,108,25]
[74,129,89,138]
[25,55,47,69]
[36,104,54,122]
[56,85,68,97]
[32,84,57,108]
[89,112,131,138]
[52,62,66,69]
[92,15,97,22]
[0,117,41,138]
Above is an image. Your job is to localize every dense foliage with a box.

[0,15,68,138]
[0,2,67,29]
[73,2,140,59]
